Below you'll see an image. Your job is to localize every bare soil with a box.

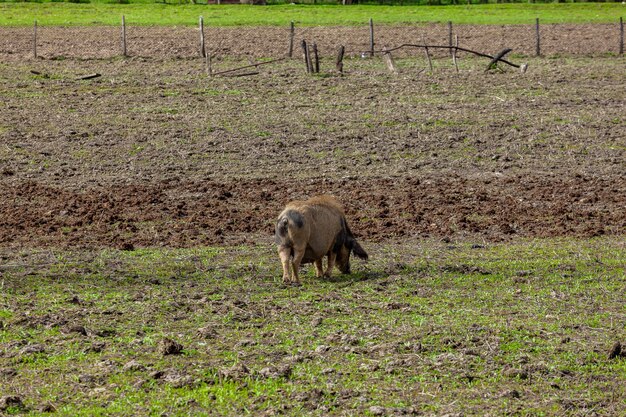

[0,52,624,250]
[0,23,621,61]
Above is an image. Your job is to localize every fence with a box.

[0,18,623,62]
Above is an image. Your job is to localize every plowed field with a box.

[0,55,624,250]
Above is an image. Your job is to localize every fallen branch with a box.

[77,73,101,80]
[30,70,49,78]
[223,71,260,77]
[485,48,512,72]
[366,44,524,70]
[211,57,287,77]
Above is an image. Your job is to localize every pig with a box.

[275,195,368,283]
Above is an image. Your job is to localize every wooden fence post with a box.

[422,36,433,73]
[312,42,320,73]
[535,17,540,57]
[448,21,453,57]
[369,18,375,57]
[199,16,206,58]
[382,46,397,74]
[301,40,312,73]
[452,34,459,72]
[619,17,624,55]
[336,45,345,74]
[288,21,295,58]
[121,15,127,57]
[206,53,212,76]
[33,20,37,59]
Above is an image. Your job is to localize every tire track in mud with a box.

[1,174,624,249]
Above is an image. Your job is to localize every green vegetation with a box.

[0,3,622,26]
[1,238,625,415]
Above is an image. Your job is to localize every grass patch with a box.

[0,3,622,26]
[1,237,625,415]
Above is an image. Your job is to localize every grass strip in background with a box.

[0,3,622,26]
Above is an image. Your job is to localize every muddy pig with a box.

[275,195,368,283]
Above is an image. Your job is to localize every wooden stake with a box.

[369,18,375,57]
[301,40,312,74]
[619,17,624,55]
[448,21,453,57]
[121,15,127,57]
[535,17,540,57]
[312,43,320,73]
[422,36,433,73]
[33,20,37,59]
[199,16,206,58]
[288,21,295,58]
[452,34,459,72]
[336,45,345,74]
[382,46,397,74]
[206,53,213,76]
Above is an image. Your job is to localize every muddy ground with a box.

[0,53,624,250]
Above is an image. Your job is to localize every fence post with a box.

[33,20,37,59]
[312,42,320,73]
[288,21,295,58]
[336,45,345,74]
[199,16,206,58]
[422,36,433,73]
[535,17,540,57]
[448,21,453,56]
[369,18,375,57]
[121,15,127,57]
[619,17,624,55]
[452,34,459,72]
[301,40,312,74]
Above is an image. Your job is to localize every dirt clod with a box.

[64,325,88,336]
[219,363,250,381]
[123,360,147,372]
[502,367,529,380]
[197,326,217,339]
[0,396,24,411]
[18,344,45,355]
[85,341,106,353]
[369,405,387,416]
[315,345,331,354]
[158,338,183,356]
[311,316,323,327]
[608,341,622,359]
[0,368,18,378]
[258,365,292,379]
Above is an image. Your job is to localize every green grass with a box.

[0,3,622,26]
[1,237,625,415]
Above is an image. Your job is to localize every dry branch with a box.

[210,58,287,77]
[485,48,512,72]
[77,73,101,80]
[369,44,525,70]
[223,71,260,77]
